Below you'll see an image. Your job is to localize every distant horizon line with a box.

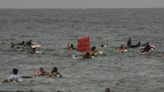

[0,7,164,9]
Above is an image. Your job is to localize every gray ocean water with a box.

[0,8,164,92]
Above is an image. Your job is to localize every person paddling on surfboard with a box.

[116,44,128,52]
[82,52,92,59]
[90,46,98,56]
[67,43,76,50]
[127,37,132,47]
[48,67,62,78]
[141,42,152,53]
[2,68,32,83]
[33,67,48,77]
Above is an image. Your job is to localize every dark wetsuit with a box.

[143,45,151,52]
[130,42,141,48]
[127,39,131,47]
[83,52,91,59]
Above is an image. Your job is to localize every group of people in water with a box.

[67,43,105,59]
[5,38,155,92]
[68,37,155,60]
[117,37,155,54]
[2,67,62,83]
[11,39,40,54]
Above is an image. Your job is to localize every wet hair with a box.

[105,88,111,92]
[91,46,96,51]
[52,67,58,72]
[12,68,18,74]
[40,67,44,71]
[70,44,74,47]
[120,44,124,49]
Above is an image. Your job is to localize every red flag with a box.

[77,36,90,52]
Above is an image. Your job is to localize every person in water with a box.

[127,37,132,47]
[90,46,98,56]
[142,42,152,52]
[67,43,76,50]
[127,38,141,48]
[120,44,125,49]
[33,67,48,77]
[26,39,33,47]
[105,88,111,92]
[11,41,25,48]
[101,43,108,48]
[2,68,32,83]
[29,47,37,54]
[117,44,128,52]
[83,52,91,59]
[48,67,62,77]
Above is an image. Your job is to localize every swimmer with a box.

[33,67,48,77]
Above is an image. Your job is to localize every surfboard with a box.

[116,48,128,52]
[72,54,95,60]
[31,44,41,48]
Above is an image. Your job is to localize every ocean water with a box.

[0,8,164,92]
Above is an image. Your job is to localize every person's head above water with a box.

[120,44,124,49]
[101,44,104,47]
[105,88,111,92]
[12,68,18,75]
[91,46,96,51]
[138,42,141,45]
[52,67,58,72]
[39,67,44,71]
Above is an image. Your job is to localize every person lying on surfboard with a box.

[101,44,108,48]
[67,43,76,50]
[33,67,48,77]
[90,46,98,55]
[48,67,62,78]
[2,68,32,83]
[139,42,155,54]
[116,44,128,52]
[127,37,132,47]
[11,41,25,48]
[82,52,92,59]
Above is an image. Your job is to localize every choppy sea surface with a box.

[0,8,164,92]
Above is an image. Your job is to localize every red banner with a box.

[77,36,90,52]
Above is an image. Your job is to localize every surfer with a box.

[26,39,33,47]
[105,88,111,92]
[141,42,152,53]
[11,41,25,48]
[48,67,62,77]
[127,38,141,48]
[29,47,37,54]
[91,46,98,54]
[127,37,132,47]
[83,52,92,59]
[101,43,108,48]
[67,43,76,50]
[33,67,48,77]
[2,68,32,83]
[116,44,128,52]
